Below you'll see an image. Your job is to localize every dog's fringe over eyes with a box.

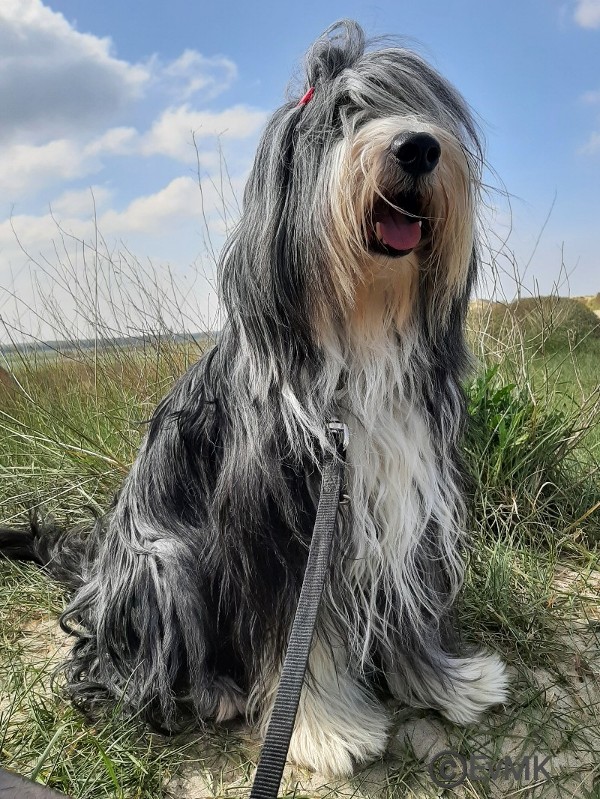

[0,20,508,777]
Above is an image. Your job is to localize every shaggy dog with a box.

[0,20,508,776]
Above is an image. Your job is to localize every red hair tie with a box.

[297,86,315,107]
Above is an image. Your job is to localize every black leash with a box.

[0,769,72,798]
[249,421,349,799]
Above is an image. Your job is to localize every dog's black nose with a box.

[391,132,441,176]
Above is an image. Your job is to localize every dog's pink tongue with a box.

[377,208,421,251]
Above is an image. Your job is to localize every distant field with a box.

[575,292,600,312]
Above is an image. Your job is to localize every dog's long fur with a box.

[0,21,507,776]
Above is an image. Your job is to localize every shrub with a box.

[466,364,600,545]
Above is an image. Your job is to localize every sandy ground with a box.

[163,645,600,799]
[6,588,600,799]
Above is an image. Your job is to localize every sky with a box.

[0,0,599,342]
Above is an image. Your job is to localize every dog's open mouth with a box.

[368,194,424,257]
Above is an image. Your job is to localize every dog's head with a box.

[221,20,482,358]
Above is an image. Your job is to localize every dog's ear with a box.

[219,97,336,373]
[218,23,369,372]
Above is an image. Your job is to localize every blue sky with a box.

[1,0,599,340]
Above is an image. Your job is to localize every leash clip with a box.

[326,420,349,452]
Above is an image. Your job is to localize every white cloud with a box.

[0,211,90,262]
[0,0,257,153]
[573,0,600,28]
[579,89,600,155]
[0,128,141,199]
[579,131,600,153]
[0,0,148,144]
[0,174,239,263]
[100,177,202,234]
[0,1,266,342]
[582,89,600,104]
[51,186,114,217]
[0,1,266,202]
[85,127,139,157]
[98,173,244,237]
[159,50,237,101]
[0,108,262,200]
[141,105,268,162]
[0,139,98,198]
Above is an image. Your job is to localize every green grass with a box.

[468,296,600,456]
[0,561,190,798]
[0,340,205,525]
[1,294,599,797]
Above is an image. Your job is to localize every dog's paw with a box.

[286,697,390,777]
[213,676,247,722]
[437,651,509,725]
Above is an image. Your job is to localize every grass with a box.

[1,286,599,797]
[0,339,205,524]
[0,561,185,798]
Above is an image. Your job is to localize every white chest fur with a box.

[333,345,465,665]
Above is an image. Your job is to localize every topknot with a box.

[303,20,366,88]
